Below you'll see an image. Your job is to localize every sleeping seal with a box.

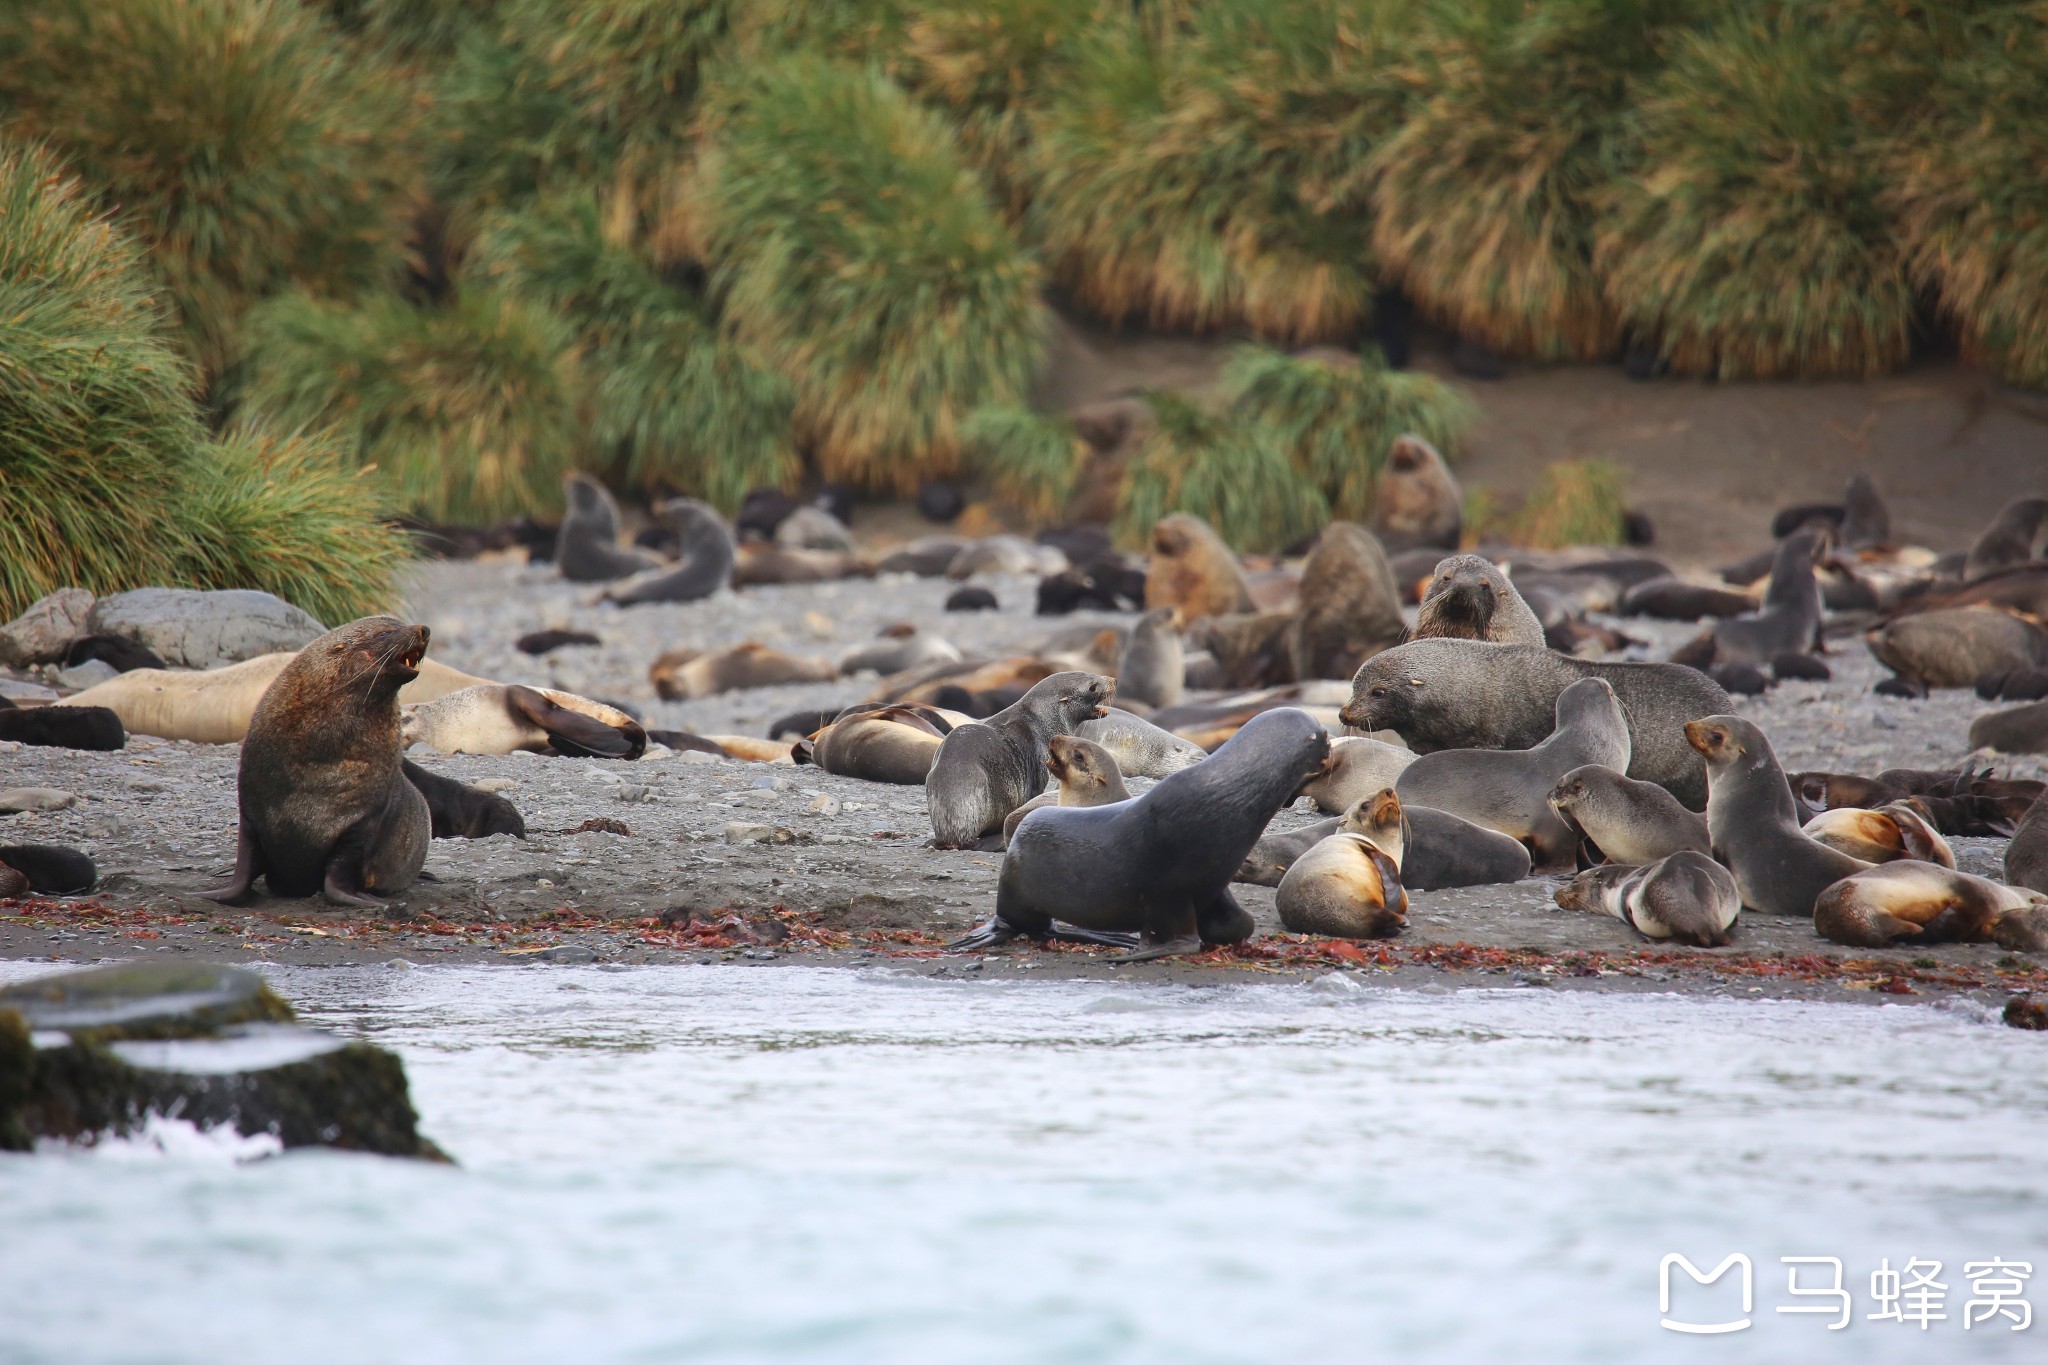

[1802,801,1954,868]
[999,735,1132,846]
[809,705,951,785]
[926,671,1114,848]
[1277,788,1409,939]
[1686,715,1869,916]
[1553,850,1740,947]
[401,684,647,759]
[955,707,1330,960]
[1814,862,2048,950]
[1076,708,1207,778]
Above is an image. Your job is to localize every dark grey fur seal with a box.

[2009,791,2048,895]
[1117,608,1184,708]
[1671,530,1824,669]
[555,473,660,583]
[1964,497,2048,581]
[1410,554,1546,646]
[1394,678,1630,868]
[1973,699,2048,756]
[603,498,735,605]
[954,707,1330,960]
[926,671,1113,848]
[401,761,525,839]
[1547,764,1709,866]
[1617,579,1755,620]
[1236,803,1530,891]
[1339,639,1730,809]
[1553,850,1740,947]
[0,844,97,894]
[1686,715,1868,916]
[206,617,432,907]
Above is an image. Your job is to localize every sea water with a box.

[1,961,2043,1363]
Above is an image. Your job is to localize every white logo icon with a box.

[1660,1253,1754,1335]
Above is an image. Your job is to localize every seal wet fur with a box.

[926,671,1114,848]
[1553,851,1740,947]
[205,617,433,908]
[1277,788,1409,939]
[955,707,1331,961]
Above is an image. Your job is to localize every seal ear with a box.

[507,685,643,759]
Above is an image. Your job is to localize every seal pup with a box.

[999,735,1132,846]
[401,685,647,759]
[1277,788,1409,939]
[1965,497,2048,581]
[1685,715,1870,915]
[1076,708,1207,778]
[926,671,1115,848]
[1145,514,1253,622]
[1547,764,1710,866]
[1410,554,1547,646]
[1237,802,1529,890]
[1552,851,1740,947]
[1814,862,2048,949]
[400,761,526,838]
[1369,434,1462,552]
[1870,607,2048,691]
[1116,608,1185,709]
[0,704,125,751]
[1617,578,1756,621]
[603,498,735,605]
[205,617,433,907]
[1802,801,1954,868]
[1395,678,1631,868]
[1669,530,1825,670]
[1340,639,1730,809]
[2009,792,2048,895]
[955,707,1331,960]
[1286,522,1408,678]
[0,844,97,895]
[649,643,838,700]
[1299,735,1417,815]
[555,473,660,582]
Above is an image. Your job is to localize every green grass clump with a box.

[237,289,581,523]
[0,0,421,381]
[1486,458,1629,549]
[961,405,1087,522]
[1115,392,1329,552]
[1221,344,1472,521]
[1885,6,2048,389]
[335,0,506,62]
[1371,0,1685,360]
[688,56,1044,492]
[473,197,798,509]
[1595,12,1910,379]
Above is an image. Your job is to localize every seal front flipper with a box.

[507,685,643,759]
[1107,896,1204,964]
[1195,886,1255,945]
[202,827,263,904]
[951,916,1026,952]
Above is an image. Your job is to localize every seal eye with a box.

[1368,686,1388,699]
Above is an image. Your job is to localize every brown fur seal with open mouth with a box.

[1394,678,1631,869]
[1340,640,1729,809]
[1547,764,1710,866]
[1802,801,1953,868]
[1145,514,1253,623]
[1814,862,2048,950]
[927,671,1115,849]
[1369,434,1462,553]
[205,617,433,908]
[955,707,1331,960]
[1410,554,1546,646]
[1277,788,1409,939]
[602,498,735,605]
[649,643,838,701]
[556,473,660,582]
[402,684,646,759]
[1553,850,1740,947]
[1686,716,1870,916]
[1000,735,1132,847]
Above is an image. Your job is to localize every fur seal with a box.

[1802,801,1954,868]
[1965,497,2048,581]
[1341,640,1729,809]
[1237,801,1529,890]
[1300,735,1417,814]
[955,707,1331,959]
[1116,608,1185,709]
[401,761,526,838]
[1868,607,2048,690]
[731,543,872,586]
[1395,678,1631,868]
[401,684,646,759]
[948,536,1063,579]
[205,618,432,907]
[516,629,601,655]
[2009,792,2048,895]
[603,498,735,605]
[1979,666,2048,701]
[840,625,962,677]
[63,634,165,672]
[1814,862,2048,949]
[809,705,950,784]
[1618,579,1757,620]
[1410,554,1547,646]
[945,586,999,612]
[0,704,125,751]
[1971,699,2048,755]
[776,504,854,553]
[1287,523,1408,678]
[0,844,97,895]
[555,473,660,582]
[1276,788,1409,939]
[1547,764,1709,866]
[1145,514,1253,622]
[926,671,1114,848]
[1686,716,1869,915]
[650,644,838,700]
[1369,435,1463,552]
[1670,531,1825,669]
[1000,735,1132,846]
[1552,850,1740,947]
[1076,708,1207,778]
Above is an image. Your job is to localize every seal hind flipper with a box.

[508,685,640,759]
[951,917,1026,952]
[202,827,264,904]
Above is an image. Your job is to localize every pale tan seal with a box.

[1000,735,1132,847]
[1299,735,1417,815]
[1802,801,1954,868]
[67,654,490,744]
[1145,514,1253,623]
[650,643,838,700]
[1814,862,2048,950]
[1277,788,1409,939]
[401,685,647,759]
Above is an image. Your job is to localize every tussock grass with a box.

[1115,392,1329,552]
[1596,12,1909,379]
[1221,345,1471,521]
[1479,458,1629,549]
[237,289,581,523]
[688,56,1043,492]
[961,405,1087,522]
[0,0,421,380]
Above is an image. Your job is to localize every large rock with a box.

[0,589,94,668]
[88,588,324,669]
[0,962,443,1159]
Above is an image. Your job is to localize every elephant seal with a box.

[555,473,660,583]
[927,671,1114,848]
[0,844,97,895]
[205,617,432,907]
[1394,678,1631,868]
[401,685,646,759]
[1277,788,1409,939]
[1686,716,1869,915]
[1000,735,1132,846]
[1814,862,2048,949]
[1299,735,1417,814]
[2009,792,2048,894]
[1553,850,1741,947]
[1868,607,2048,690]
[603,498,735,605]
[1117,608,1185,709]
[1965,497,2048,581]
[1286,522,1407,678]
[649,643,838,700]
[955,707,1331,959]
[1410,554,1546,646]
[1076,708,1207,778]
[810,705,950,785]
[1670,530,1825,670]
[1145,514,1252,622]
[1971,699,2048,755]
[1369,434,1462,552]
[1803,801,1953,868]
[0,704,124,751]
[1339,639,1730,809]
[1547,764,1709,866]
[1237,802,1529,891]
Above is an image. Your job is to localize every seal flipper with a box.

[202,826,264,904]
[1107,894,1205,963]
[321,851,386,909]
[508,685,644,759]
[1195,886,1256,945]
[951,916,1025,952]
[1042,922,1142,949]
